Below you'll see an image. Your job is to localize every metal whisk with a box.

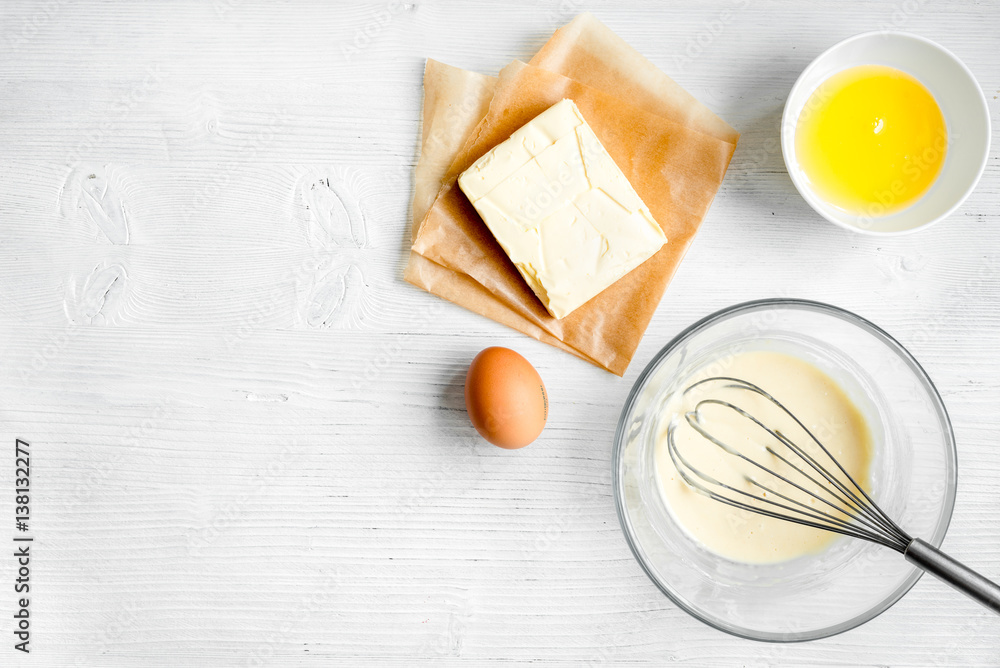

[667,376,1000,614]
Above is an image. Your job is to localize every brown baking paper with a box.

[405,60,601,365]
[406,15,738,375]
[411,59,497,237]
[529,13,739,145]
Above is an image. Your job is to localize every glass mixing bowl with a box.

[613,299,957,641]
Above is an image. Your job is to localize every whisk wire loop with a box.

[752,438,906,546]
[691,396,910,548]
[688,399,879,526]
[700,376,911,545]
[666,427,904,550]
[667,376,911,553]
[664,374,1000,614]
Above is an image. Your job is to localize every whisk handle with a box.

[904,538,1000,614]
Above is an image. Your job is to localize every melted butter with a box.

[654,350,873,564]
[795,64,946,216]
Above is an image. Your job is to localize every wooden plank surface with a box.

[1,0,998,665]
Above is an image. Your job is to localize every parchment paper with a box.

[405,14,738,375]
[405,60,600,365]
[411,59,497,236]
[529,13,739,144]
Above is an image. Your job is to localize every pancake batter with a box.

[655,350,873,564]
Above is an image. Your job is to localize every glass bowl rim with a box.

[612,298,958,642]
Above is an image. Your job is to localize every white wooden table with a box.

[1,1,998,665]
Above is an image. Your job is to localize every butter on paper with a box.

[405,14,738,375]
[403,59,601,366]
[458,99,667,320]
[405,60,601,366]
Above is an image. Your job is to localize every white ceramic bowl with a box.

[781,32,990,235]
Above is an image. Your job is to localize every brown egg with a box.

[464,347,548,449]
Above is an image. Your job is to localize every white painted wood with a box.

[1,0,998,665]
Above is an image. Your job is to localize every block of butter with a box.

[457,98,667,319]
